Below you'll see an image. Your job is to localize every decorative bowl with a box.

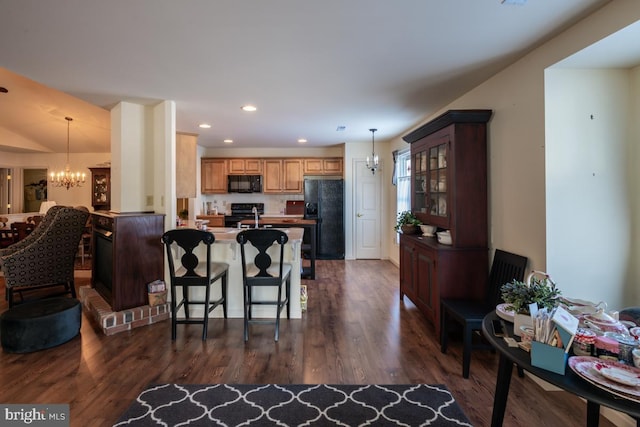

[583,313,629,335]
[419,224,437,236]
[436,230,452,245]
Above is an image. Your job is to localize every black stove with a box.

[224,203,264,227]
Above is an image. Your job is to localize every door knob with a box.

[356,213,363,218]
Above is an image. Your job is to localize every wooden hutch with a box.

[399,109,492,336]
[88,167,111,211]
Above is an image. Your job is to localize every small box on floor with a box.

[147,280,167,307]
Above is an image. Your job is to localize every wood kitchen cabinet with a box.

[89,167,111,211]
[399,110,492,334]
[263,159,303,193]
[176,132,197,198]
[303,158,343,175]
[228,158,262,174]
[196,214,224,227]
[201,158,227,194]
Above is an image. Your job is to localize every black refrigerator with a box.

[304,178,344,259]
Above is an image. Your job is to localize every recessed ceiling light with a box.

[198,123,211,129]
[241,105,257,112]
[223,139,233,144]
[298,139,307,144]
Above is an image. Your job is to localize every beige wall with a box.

[385,1,640,309]
[546,68,634,309]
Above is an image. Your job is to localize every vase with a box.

[513,313,532,337]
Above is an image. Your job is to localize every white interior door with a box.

[355,160,381,259]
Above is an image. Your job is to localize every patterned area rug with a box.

[114,384,472,426]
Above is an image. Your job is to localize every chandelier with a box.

[50,116,86,190]
[366,128,379,174]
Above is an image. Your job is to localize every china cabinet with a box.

[89,167,111,211]
[400,109,492,334]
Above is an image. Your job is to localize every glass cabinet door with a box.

[413,149,428,214]
[413,139,449,226]
[429,144,447,218]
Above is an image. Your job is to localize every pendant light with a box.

[50,117,86,190]
[366,128,379,174]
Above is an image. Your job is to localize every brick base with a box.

[78,286,169,336]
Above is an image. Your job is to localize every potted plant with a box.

[394,210,421,235]
[501,271,562,335]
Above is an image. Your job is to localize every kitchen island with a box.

[168,226,303,319]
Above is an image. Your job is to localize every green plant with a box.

[178,209,189,220]
[394,210,421,231]
[500,274,561,314]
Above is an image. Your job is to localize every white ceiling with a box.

[0,0,620,154]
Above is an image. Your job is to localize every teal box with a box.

[530,327,573,375]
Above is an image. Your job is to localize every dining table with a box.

[482,312,640,427]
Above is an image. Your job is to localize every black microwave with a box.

[228,175,262,193]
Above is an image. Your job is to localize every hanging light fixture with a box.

[366,128,379,174]
[50,117,86,190]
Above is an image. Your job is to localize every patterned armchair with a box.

[0,207,89,306]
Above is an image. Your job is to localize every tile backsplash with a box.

[199,193,304,215]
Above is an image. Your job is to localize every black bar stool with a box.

[162,229,228,340]
[236,229,291,341]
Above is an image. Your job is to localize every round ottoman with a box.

[1,297,81,353]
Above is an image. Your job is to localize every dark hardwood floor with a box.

[0,260,618,427]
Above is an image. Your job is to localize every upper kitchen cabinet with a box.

[228,158,263,175]
[176,133,197,198]
[264,159,303,193]
[201,158,227,194]
[403,110,492,248]
[303,158,343,176]
[89,167,111,211]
